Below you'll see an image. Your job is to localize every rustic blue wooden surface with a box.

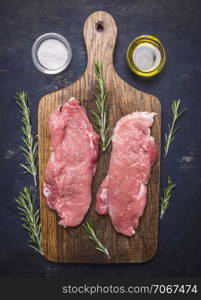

[0,0,201,277]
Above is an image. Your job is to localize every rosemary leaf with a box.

[164,99,186,157]
[15,187,43,255]
[83,221,110,259]
[29,245,43,255]
[160,176,175,219]
[92,61,111,151]
[16,91,38,186]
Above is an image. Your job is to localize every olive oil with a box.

[127,35,166,77]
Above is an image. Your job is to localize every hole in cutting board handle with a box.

[96,21,104,32]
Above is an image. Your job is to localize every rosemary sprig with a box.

[16,91,38,186]
[164,99,186,157]
[91,61,111,151]
[15,187,43,255]
[160,176,175,219]
[16,91,42,255]
[83,221,110,259]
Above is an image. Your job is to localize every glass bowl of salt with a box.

[32,33,72,74]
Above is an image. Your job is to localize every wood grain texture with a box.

[38,11,161,263]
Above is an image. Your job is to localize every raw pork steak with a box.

[96,112,158,236]
[44,97,99,227]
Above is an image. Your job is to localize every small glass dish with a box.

[32,33,72,74]
[126,35,166,77]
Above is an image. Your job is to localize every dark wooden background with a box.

[0,0,201,277]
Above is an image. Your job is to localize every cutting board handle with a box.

[83,11,117,71]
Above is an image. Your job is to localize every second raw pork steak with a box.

[44,98,99,227]
[96,112,158,236]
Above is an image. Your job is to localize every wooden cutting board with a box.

[38,11,161,263]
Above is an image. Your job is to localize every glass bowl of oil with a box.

[126,35,166,77]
